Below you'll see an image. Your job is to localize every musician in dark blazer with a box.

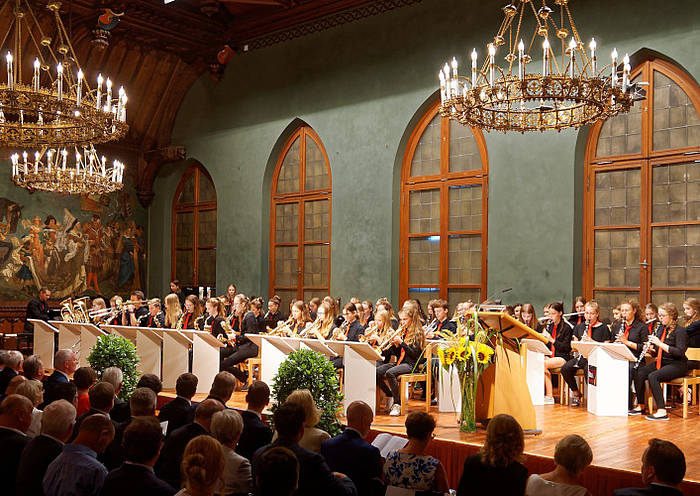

[0,394,33,496]
[321,401,383,496]
[24,287,51,334]
[613,438,685,496]
[236,381,273,460]
[158,373,198,437]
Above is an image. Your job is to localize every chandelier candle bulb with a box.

[47,150,52,173]
[34,152,39,174]
[96,74,103,110]
[439,70,446,103]
[33,58,40,91]
[120,95,127,122]
[76,70,83,106]
[471,49,478,86]
[569,38,577,78]
[22,152,28,174]
[488,44,496,86]
[106,78,112,109]
[589,39,597,74]
[6,52,13,90]
[611,49,618,87]
[543,38,550,77]
[622,54,631,92]
[518,39,524,80]
[62,149,67,171]
[57,63,63,101]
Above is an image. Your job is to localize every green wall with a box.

[147,0,700,309]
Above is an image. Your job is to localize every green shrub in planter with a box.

[271,348,343,436]
[87,334,140,400]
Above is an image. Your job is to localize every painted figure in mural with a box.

[0,198,23,233]
[85,214,104,293]
[118,222,137,290]
[16,238,34,291]
[0,218,13,266]
[42,215,60,277]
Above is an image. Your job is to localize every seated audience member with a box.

[101,417,176,496]
[0,394,33,496]
[526,434,592,496]
[237,380,273,460]
[321,400,383,496]
[43,413,115,496]
[0,349,7,369]
[15,379,44,437]
[613,439,686,496]
[274,389,330,453]
[16,399,77,496]
[137,373,163,395]
[73,366,98,417]
[253,402,357,496]
[102,366,129,423]
[43,349,78,407]
[256,446,299,496]
[0,350,22,395]
[384,411,449,494]
[22,354,45,381]
[457,413,528,495]
[72,381,115,439]
[179,435,226,496]
[204,370,236,407]
[156,399,225,489]
[211,409,253,495]
[52,382,78,408]
[159,372,198,436]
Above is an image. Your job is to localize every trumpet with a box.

[267,317,293,336]
[332,320,350,341]
[379,323,407,351]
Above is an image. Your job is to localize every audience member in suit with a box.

[137,373,163,395]
[321,401,383,496]
[159,372,198,437]
[255,446,299,496]
[202,370,236,408]
[155,398,224,489]
[0,394,33,496]
[0,350,22,395]
[613,439,686,496]
[236,380,273,460]
[51,382,78,408]
[102,387,158,470]
[102,367,130,423]
[252,402,357,496]
[16,399,77,496]
[71,381,116,441]
[24,286,51,334]
[0,374,27,403]
[43,413,115,496]
[22,354,45,381]
[526,434,593,496]
[43,349,78,408]
[101,417,176,496]
[211,409,253,495]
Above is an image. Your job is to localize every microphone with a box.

[481,287,512,305]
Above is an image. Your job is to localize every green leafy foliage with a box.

[271,348,343,436]
[87,334,140,400]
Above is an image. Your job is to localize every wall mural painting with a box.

[0,189,146,300]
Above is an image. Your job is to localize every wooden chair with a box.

[399,343,432,416]
[336,368,344,394]
[247,356,261,386]
[647,348,700,418]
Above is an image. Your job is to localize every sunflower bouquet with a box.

[437,309,496,432]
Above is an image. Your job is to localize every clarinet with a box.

[574,320,590,367]
[614,316,627,342]
[634,321,662,369]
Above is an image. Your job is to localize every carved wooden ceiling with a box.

[1,0,421,205]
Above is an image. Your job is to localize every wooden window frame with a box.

[399,101,489,305]
[269,126,332,301]
[171,163,217,286]
[583,58,700,305]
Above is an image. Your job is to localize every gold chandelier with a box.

[1,0,128,194]
[438,0,646,133]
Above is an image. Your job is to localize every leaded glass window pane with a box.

[652,225,700,287]
[409,189,440,234]
[596,76,642,157]
[277,137,300,194]
[305,136,329,191]
[652,162,700,223]
[411,115,441,177]
[449,120,481,172]
[594,229,640,287]
[594,169,641,226]
[409,236,440,285]
[653,71,700,150]
[448,184,482,231]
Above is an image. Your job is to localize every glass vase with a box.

[459,373,477,433]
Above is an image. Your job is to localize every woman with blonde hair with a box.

[15,379,44,437]
[164,293,183,328]
[376,298,399,329]
[519,303,542,332]
[526,434,592,496]
[377,305,426,416]
[315,302,337,339]
[178,435,225,496]
[457,414,527,495]
[274,389,330,453]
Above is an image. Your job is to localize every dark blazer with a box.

[236,409,273,461]
[547,319,575,360]
[25,297,50,334]
[42,369,70,408]
[346,320,365,342]
[101,462,176,496]
[686,320,700,348]
[16,434,63,496]
[71,408,120,443]
[0,426,30,496]
[0,366,18,395]
[155,421,209,490]
[158,396,192,437]
[110,397,131,423]
[658,325,688,365]
[321,429,383,496]
[613,484,684,496]
[253,439,357,496]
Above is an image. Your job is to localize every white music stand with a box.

[29,319,58,369]
[76,323,108,368]
[187,331,224,394]
[573,341,635,417]
[51,320,81,358]
[248,335,298,395]
[521,338,552,406]
[162,329,192,389]
[343,341,382,414]
[103,325,161,378]
[299,338,337,358]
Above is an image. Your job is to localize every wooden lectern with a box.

[475,312,549,432]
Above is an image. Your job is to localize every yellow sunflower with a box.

[444,347,457,365]
[457,345,471,362]
[475,343,494,364]
[437,346,446,364]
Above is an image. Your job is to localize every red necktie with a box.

[624,323,631,340]
[550,323,557,354]
[184,314,191,328]
[656,327,668,370]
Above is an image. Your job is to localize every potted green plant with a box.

[87,334,140,400]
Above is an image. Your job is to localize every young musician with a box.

[513,303,523,321]
[614,300,649,408]
[105,295,124,326]
[568,297,586,327]
[561,301,611,406]
[179,295,201,329]
[645,303,659,332]
[323,296,341,328]
[425,300,456,339]
[123,290,148,326]
[612,305,622,326]
[169,279,185,308]
[288,300,311,336]
[376,305,426,416]
[140,298,165,328]
[339,303,364,341]
[90,298,107,325]
[683,298,700,370]
[315,302,337,339]
[228,294,249,334]
[220,297,261,386]
[308,297,321,320]
[630,303,688,421]
[376,298,399,329]
[363,310,391,346]
[202,297,226,336]
[519,303,542,332]
[359,300,374,328]
[163,293,183,329]
[223,284,237,316]
[543,302,575,405]
[264,295,283,329]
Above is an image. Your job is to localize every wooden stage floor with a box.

[161,390,700,490]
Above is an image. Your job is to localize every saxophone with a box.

[175,313,185,331]
[332,320,350,341]
[195,315,206,331]
[634,321,662,369]
[217,318,237,347]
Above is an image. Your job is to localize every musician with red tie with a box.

[614,300,649,409]
[543,302,574,405]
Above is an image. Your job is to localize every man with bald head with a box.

[321,401,383,496]
[0,394,33,495]
[155,398,224,489]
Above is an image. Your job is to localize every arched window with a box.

[584,58,700,320]
[400,101,489,310]
[172,163,217,287]
[270,126,332,311]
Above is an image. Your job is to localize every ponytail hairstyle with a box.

[659,302,679,333]
[206,297,225,318]
[180,435,225,494]
[235,294,250,316]
[250,297,263,312]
